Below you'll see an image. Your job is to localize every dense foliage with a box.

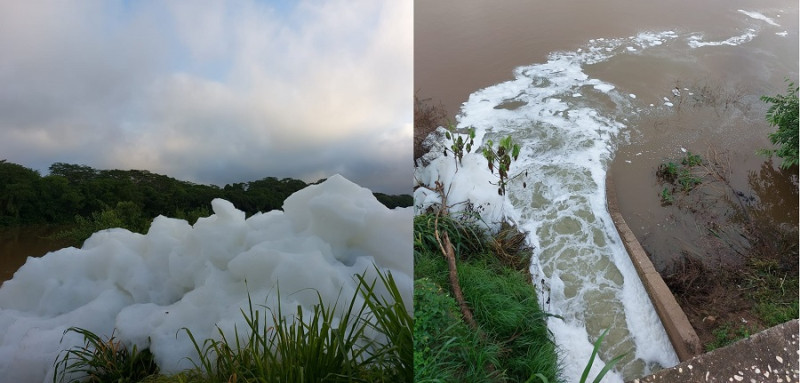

[761,81,799,169]
[0,160,412,228]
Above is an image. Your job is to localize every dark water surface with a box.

[0,226,71,286]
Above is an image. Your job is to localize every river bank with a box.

[610,153,798,351]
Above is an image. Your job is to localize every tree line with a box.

[0,160,412,228]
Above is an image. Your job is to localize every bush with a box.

[761,81,799,169]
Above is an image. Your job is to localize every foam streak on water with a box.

[454,31,692,381]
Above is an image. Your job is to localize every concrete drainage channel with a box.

[606,173,799,382]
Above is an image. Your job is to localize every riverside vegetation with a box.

[654,82,799,351]
[0,160,411,245]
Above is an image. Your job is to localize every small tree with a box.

[760,81,798,169]
[482,136,521,196]
[444,126,475,169]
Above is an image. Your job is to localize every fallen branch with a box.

[434,212,477,330]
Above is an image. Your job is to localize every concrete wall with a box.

[605,173,702,361]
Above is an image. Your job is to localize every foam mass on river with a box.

[0,174,412,383]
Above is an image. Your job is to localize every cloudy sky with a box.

[0,0,412,194]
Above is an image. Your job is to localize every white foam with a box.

[0,175,412,383]
[738,9,780,26]
[416,30,684,380]
[688,29,757,48]
[776,31,788,37]
[594,83,616,93]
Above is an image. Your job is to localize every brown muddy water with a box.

[416,0,798,380]
[0,226,71,286]
[417,0,798,271]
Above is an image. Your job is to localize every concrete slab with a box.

[631,319,799,382]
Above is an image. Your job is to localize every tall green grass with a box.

[53,328,158,383]
[53,267,411,383]
[413,212,561,382]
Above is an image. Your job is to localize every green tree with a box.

[0,160,41,224]
[760,81,799,169]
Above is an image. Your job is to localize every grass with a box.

[414,212,561,382]
[705,322,753,352]
[742,253,799,328]
[53,267,411,383]
[53,328,158,383]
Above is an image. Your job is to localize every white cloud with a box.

[0,0,412,194]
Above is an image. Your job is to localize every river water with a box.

[416,0,798,381]
[0,226,71,286]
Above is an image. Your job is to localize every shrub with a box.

[482,136,522,196]
[760,81,799,169]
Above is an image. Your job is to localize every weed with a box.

[656,162,679,183]
[53,328,158,383]
[682,152,703,167]
[705,322,752,352]
[656,152,704,201]
[677,169,702,192]
[659,187,674,205]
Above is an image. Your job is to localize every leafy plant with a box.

[656,152,703,202]
[677,169,702,192]
[760,81,799,169]
[681,152,703,167]
[656,161,678,183]
[444,126,476,168]
[659,187,674,205]
[53,327,158,383]
[482,135,522,196]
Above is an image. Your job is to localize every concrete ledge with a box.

[606,173,702,361]
[633,319,799,382]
